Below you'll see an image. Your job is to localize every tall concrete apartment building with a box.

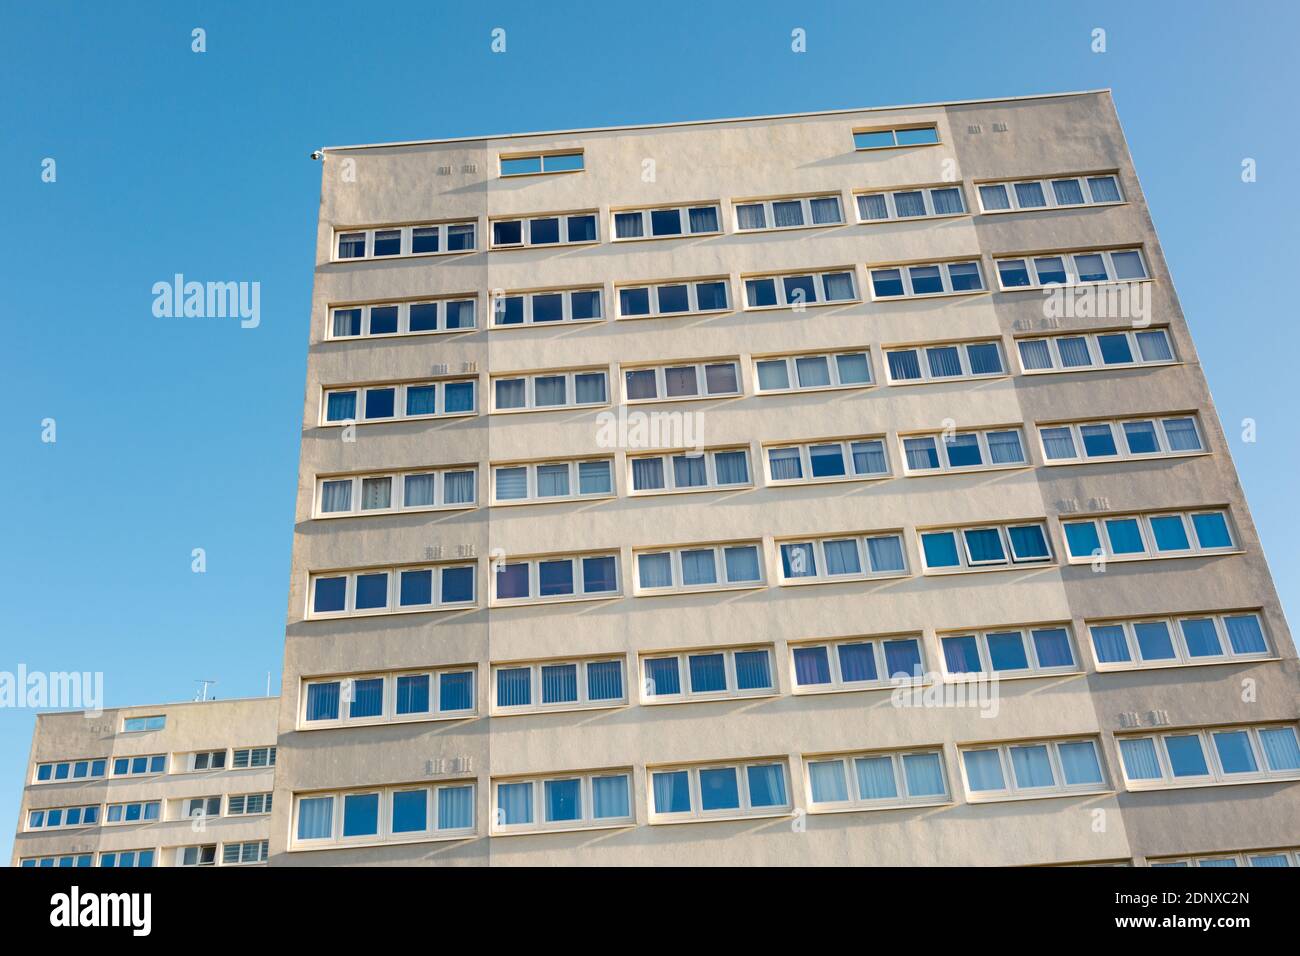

[15,90,1300,868]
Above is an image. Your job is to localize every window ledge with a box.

[490,493,616,508]
[634,582,765,599]
[489,240,600,252]
[742,299,861,314]
[307,602,478,622]
[318,411,478,428]
[921,562,1055,577]
[323,325,479,344]
[1094,655,1280,674]
[857,212,970,226]
[978,200,1128,216]
[766,472,891,488]
[870,288,989,303]
[791,678,932,698]
[490,700,627,718]
[1063,549,1243,567]
[628,484,754,499]
[966,787,1114,805]
[808,798,954,816]
[610,232,722,244]
[329,248,478,265]
[995,276,1154,294]
[616,308,732,321]
[756,383,876,397]
[648,809,791,826]
[297,712,477,732]
[944,668,1082,683]
[884,374,1009,387]
[314,503,478,520]
[778,571,910,588]
[623,393,742,407]
[491,592,622,610]
[1123,775,1300,794]
[733,222,846,237]
[902,463,1031,478]
[288,831,475,853]
[1019,361,1179,377]
[490,318,606,331]
[1041,450,1210,467]
[489,403,610,416]
[490,820,635,838]
[641,690,780,707]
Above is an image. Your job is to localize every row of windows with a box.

[180,792,273,818]
[1149,848,1300,868]
[318,325,1179,423]
[21,849,156,868]
[32,747,275,784]
[177,841,271,867]
[306,509,1240,616]
[1118,724,1300,789]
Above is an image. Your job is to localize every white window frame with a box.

[627,446,752,496]
[633,541,765,596]
[96,849,156,868]
[491,368,609,413]
[499,151,584,177]
[491,769,635,835]
[300,666,478,729]
[321,378,478,426]
[852,125,940,151]
[186,749,228,772]
[621,360,742,404]
[854,184,968,222]
[1087,611,1274,671]
[732,193,845,233]
[490,287,604,327]
[788,635,927,695]
[308,562,478,619]
[177,844,218,867]
[1148,848,1300,868]
[764,436,890,486]
[776,532,909,585]
[1060,509,1237,564]
[960,738,1110,801]
[490,656,628,716]
[491,457,616,505]
[326,295,477,340]
[994,247,1149,291]
[639,645,777,704]
[753,349,874,394]
[899,427,1028,475]
[883,339,1007,385]
[33,758,108,785]
[647,759,792,823]
[741,269,859,310]
[489,210,600,249]
[26,804,100,831]
[110,753,166,777]
[332,220,477,262]
[1015,327,1176,374]
[180,796,222,820]
[220,840,270,866]
[610,203,722,241]
[226,792,274,816]
[1117,724,1300,791]
[869,259,986,300]
[803,747,951,812]
[919,522,1054,574]
[20,853,96,868]
[975,172,1124,214]
[291,781,477,849]
[315,465,478,518]
[491,551,622,607]
[937,624,1079,679]
[1037,415,1204,465]
[614,277,732,319]
[104,800,162,825]
[231,746,276,770]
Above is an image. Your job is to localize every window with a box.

[182,796,221,819]
[491,287,602,327]
[333,221,476,261]
[322,377,477,425]
[1088,611,1272,670]
[316,465,477,518]
[733,193,844,232]
[221,840,270,865]
[1149,848,1300,868]
[777,532,908,584]
[98,849,155,868]
[1038,415,1204,464]
[976,173,1123,213]
[961,738,1108,799]
[492,457,614,504]
[805,747,949,811]
[884,339,1006,384]
[493,769,633,833]
[490,210,599,248]
[231,746,277,769]
[293,782,475,846]
[634,541,763,594]
[765,436,889,485]
[492,656,626,715]
[869,259,985,299]
[500,151,584,176]
[309,562,477,618]
[900,427,1026,474]
[104,800,161,824]
[21,854,94,868]
[327,296,476,340]
[649,759,791,821]
[741,269,858,309]
[1061,508,1236,563]
[178,845,217,867]
[122,715,165,732]
[855,185,967,222]
[616,277,731,318]
[1017,326,1175,374]
[27,805,99,830]
[302,666,476,727]
[789,635,926,691]
[111,754,166,777]
[628,447,751,495]
[33,758,107,784]
[622,360,741,403]
[641,645,775,702]
[492,368,608,412]
[754,350,873,393]
[853,125,939,150]
[919,521,1053,573]
[493,552,620,605]
[187,749,227,771]
[1118,724,1300,790]
[226,792,274,815]
[939,625,1077,678]
[612,203,721,240]
[995,248,1148,290]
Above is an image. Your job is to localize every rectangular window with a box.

[104,800,161,824]
[500,151,584,176]
[615,277,731,318]
[1038,414,1204,464]
[112,754,166,777]
[315,465,477,517]
[884,339,1005,384]
[869,259,984,299]
[187,749,227,772]
[622,359,741,403]
[122,715,165,732]
[976,172,1123,213]
[741,269,858,309]
[961,737,1108,799]
[900,427,1026,475]
[20,854,95,868]
[1118,724,1300,790]
[765,436,889,485]
[790,635,926,691]
[649,759,791,822]
[333,221,476,261]
[612,203,722,240]
[733,193,844,232]
[491,287,602,327]
[309,562,477,618]
[322,378,477,425]
[855,184,967,222]
[33,758,108,784]
[221,840,270,865]
[492,657,626,714]
[492,457,614,504]
[492,552,620,605]
[1016,327,1175,374]
[939,625,1078,678]
[492,769,633,834]
[640,645,775,703]
[995,248,1148,290]
[754,349,874,393]
[628,447,751,495]
[919,521,1053,573]
[853,125,939,150]
[301,666,476,727]
[490,210,599,248]
[97,849,155,868]
[805,747,950,811]
[178,845,217,867]
[1149,848,1300,868]
[1087,611,1272,670]
[491,368,608,412]
[327,296,476,340]
[27,805,100,830]
[777,532,908,584]
[226,792,274,815]
[634,541,764,594]
[231,746,276,769]
[292,782,475,847]
[1061,508,1236,563]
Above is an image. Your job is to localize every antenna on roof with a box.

[194,679,217,702]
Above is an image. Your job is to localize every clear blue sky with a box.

[2,1,1297,862]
